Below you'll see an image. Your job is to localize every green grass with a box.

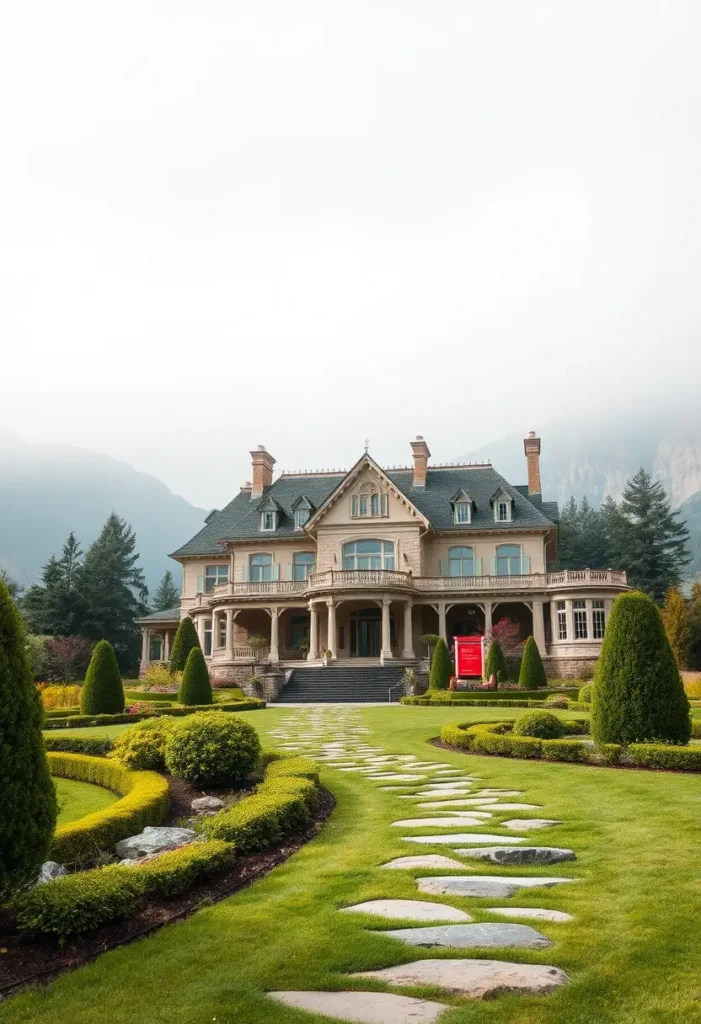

[54,777,119,826]
[11,704,699,1023]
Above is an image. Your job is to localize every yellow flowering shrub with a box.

[38,683,82,710]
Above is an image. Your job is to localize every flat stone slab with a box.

[340,899,471,922]
[379,922,552,949]
[268,991,448,1024]
[487,907,574,923]
[417,876,575,898]
[392,817,492,828]
[474,803,542,811]
[381,855,467,870]
[404,834,527,846]
[453,847,576,865]
[352,959,569,998]
[115,826,196,859]
[367,774,428,781]
[416,799,500,808]
[475,789,522,797]
[503,819,562,831]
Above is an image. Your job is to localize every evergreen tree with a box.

[153,570,180,612]
[22,533,85,636]
[0,579,57,899]
[80,639,125,714]
[555,497,614,570]
[80,515,148,672]
[688,580,701,670]
[518,635,547,689]
[178,646,213,705]
[616,469,690,603]
[661,586,690,668]
[429,637,452,690]
[169,616,200,672]
[484,639,508,686]
[591,591,690,746]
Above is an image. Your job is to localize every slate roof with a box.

[136,606,180,623]
[171,463,558,558]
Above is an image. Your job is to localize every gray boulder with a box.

[37,861,68,885]
[191,796,225,813]
[115,826,196,859]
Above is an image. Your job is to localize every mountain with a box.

[0,428,207,594]
[679,490,701,582]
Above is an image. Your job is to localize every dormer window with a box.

[294,508,309,530]
[490,489,513,523]
[455,502,470,524]
[291,494,314,531]
[497,501,510,522]
[261,510,277,531]
[351,484,388,518]
[450,489,473,525]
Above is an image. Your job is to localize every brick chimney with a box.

[250,445,275,499]
[410,435,431,489]
[523,430,542,495]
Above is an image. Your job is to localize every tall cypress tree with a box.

[0,580,57,898]
[153,571,180,612]
[688,580,701,671]
[169,616,200,673]
[429,638,452,690]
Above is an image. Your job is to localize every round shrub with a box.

[80,640,125,715]
[579,682,594,704]
[484,640,508,685]
[543,695,569,709]
[109,717,179,771]
[165,712,261,787]
[429,637,452,690]
[169,616,200,673]
[513,709,565,739]
[518,636,547,689]
[178,646,212,706]
[592,591,691,746]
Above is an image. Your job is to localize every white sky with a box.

[2,1,701,508]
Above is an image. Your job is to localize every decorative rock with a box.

[502,819,562,831]
[191,796,225,812]
[268,991,448,1024]
[487,907,574,923]
[417,876,575,898]
[115,826,196,859]
[379,922,552,949]
[351,958,569,998]
[340,899,471,922]
[381,855,467,870]
[392,817,492,828]
[37,861,68,885]
[404,833,526,846]
[453,847,576,865]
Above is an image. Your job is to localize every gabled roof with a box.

[489,487,513,507]
[291,494,315,511]
[136,606,180,624]
[259,494,283,513]
[449,488,474,506]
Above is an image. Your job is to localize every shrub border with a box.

[43,698,265,730]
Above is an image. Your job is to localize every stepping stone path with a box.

[266,705,578,1017]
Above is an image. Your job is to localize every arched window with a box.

[351,483,388,518]
[448,546,474,577]
[293,552,316,581]
[343,539,395,570]
[250,552,273,582]
[495,544,522,576]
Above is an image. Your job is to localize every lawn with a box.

[54,777,118,826]
[8,704,699,1024]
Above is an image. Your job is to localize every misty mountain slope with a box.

[679,490,701,581]
[0,429,207,592]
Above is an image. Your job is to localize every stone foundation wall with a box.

[544,655,597,680]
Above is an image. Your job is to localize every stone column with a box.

[326,600,337,659]
[307,602,318,660]
[211,610,219,654]
[225,609,234,660]
[402,601,415,658]
[196,615,206,648]
[484,601,493,636]
[270,607,280,664]
[141,627,150,665]
[532,599,546,655]
[565,599,575,643]
[550,601,560,644]
[381,598,393,659]
[163,630,171,662]
[438,602,447,644]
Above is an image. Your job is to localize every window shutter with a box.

[274,562,281,580]
[196,575,203,594]
[285,562,292,580]
[522,553,530,574]
[489,556,496,575]
[475,556,482,576]
[439,558,445,576]
[242,563,249,583]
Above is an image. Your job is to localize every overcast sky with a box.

[2,1,701,508]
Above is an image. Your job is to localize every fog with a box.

[1,1,700,508]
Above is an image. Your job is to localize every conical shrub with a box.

[169,616,200,673]
[80,639,125,715]
[0,580,57,898]
[518,636,547,689]
[484,639,508,685]
[592,590,691,745]
[429,637,452,690]
[178,646,213,706]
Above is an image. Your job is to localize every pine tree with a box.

[169,616,200,672]
[0,579,57,899]
[80,515,149,672]
[518,635,547,689]
[591,590,691,746]
[80,639,125,714]
[661,587,690,668]
[688,580,701,670]
[616,469,690,603]
[153,571,180,612]
[22,533,85,636]
[178,646,212,705]
[484,639,508,686]
[429,637,452,690]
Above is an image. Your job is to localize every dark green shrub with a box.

[691,719,701,739]
[201,778,313,850]
[518,636,547,689]
[579,682,594,704]
[169,616,200,673]
[109,717,179,771]
[0,580,57,899]
[165,712,261,787]
[429,637,452,689]
[138,840,236,898]
[592,591,691,746]
[44,735,113,756]
[265,756,319,781]
[484,640,508,684]
[178,646,212,706]
[595,743,623,765]
[628,743,701,771]
[541,739,588,762]
[80,640,125,715]
[513,709,565,739]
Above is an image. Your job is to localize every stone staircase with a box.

[274,665,406,703]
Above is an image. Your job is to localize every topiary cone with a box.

[592,590,691,746]
[169,616,200,673]
[429,637,452,690]
[80,639,125,715]
[178,646,213,706]
[518,636,547,689]
[0,579,57,898]
[484,639,508,687]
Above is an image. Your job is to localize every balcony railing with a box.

[210,580,307,598]
[415,569,627,592]
[307,569,414,591]
[545,569,627,587]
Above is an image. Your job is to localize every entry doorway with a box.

[350,608,381,657]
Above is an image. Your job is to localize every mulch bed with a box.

[0,787,334,1002]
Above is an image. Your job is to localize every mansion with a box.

[137,432,628,683]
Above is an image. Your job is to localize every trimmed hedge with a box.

[401,688,575,706]
[124,690,176,702]
[137,839,235,898]
[80,640,124,715]
[44,735,113,756]
[627,744,701,771]
[43,698,265,730]
[518,636,547,689]
[47,753,170,865]
[513,710,565,739]
[178,646,212,707]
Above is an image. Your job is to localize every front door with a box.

[350,610,381,657]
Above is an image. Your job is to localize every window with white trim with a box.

[454,502,470,524]
[293,552,316,581]
[250,553,273,582]
[497,501,510,522]
[204,564,229,593]
[495,544,522,576]
[573,599,588,639]
[448,546,474,577]
[351,483,388,518]
[556,600,567,640]
[592,600,606,639]
[343,539,395,570]
[203,621,212,656]
[261,510,277,531]
[294,508,309,530]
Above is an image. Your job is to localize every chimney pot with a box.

[410,436,431,489]
[523,430,542,495]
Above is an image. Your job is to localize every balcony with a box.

[306,569,414,592]
[415,569,627,593]
[207,580,307,600]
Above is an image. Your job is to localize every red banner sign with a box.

[455,635,484,678]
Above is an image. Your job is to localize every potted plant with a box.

[322,649,333,667]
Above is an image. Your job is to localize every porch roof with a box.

[135,606,181,626]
